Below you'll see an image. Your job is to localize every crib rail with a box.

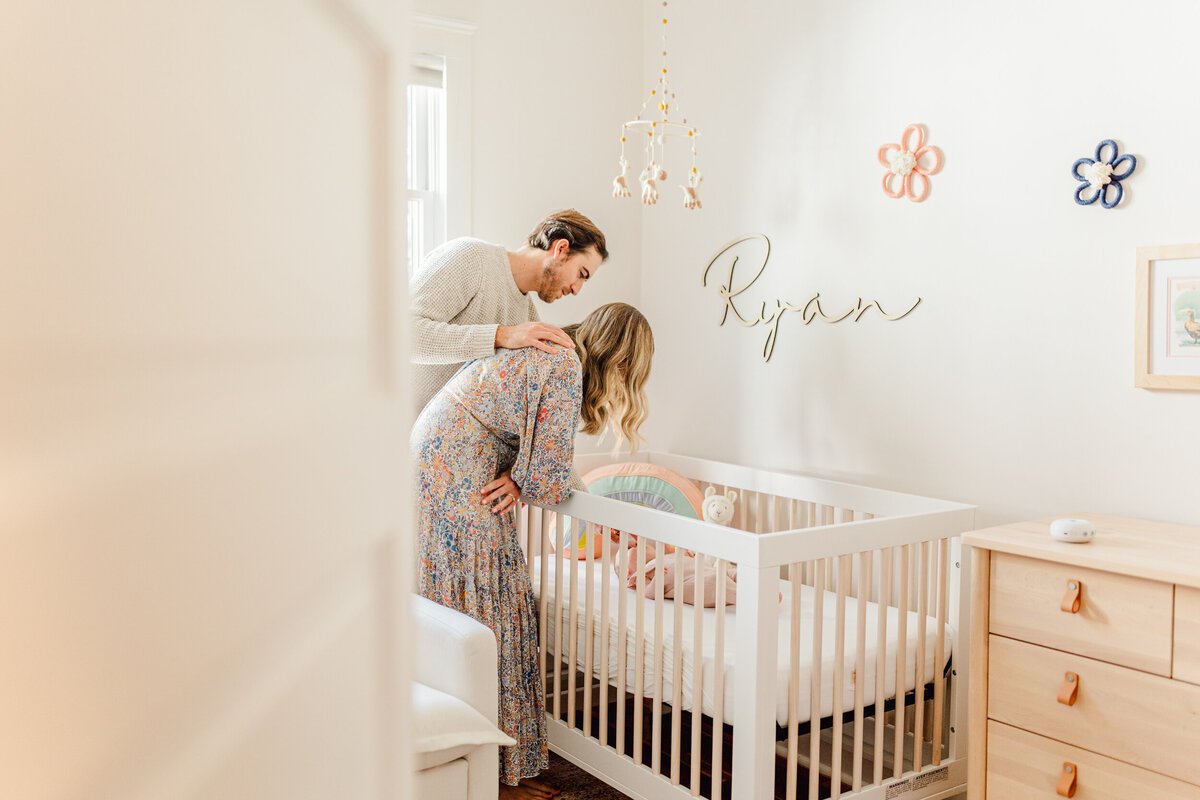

[519,453,974,800]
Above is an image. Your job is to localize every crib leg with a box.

[732,565,779,800]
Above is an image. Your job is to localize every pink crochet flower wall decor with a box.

[878,124,943,202]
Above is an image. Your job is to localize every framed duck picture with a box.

[1135,244,1200,390]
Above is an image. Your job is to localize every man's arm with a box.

[411,249,575,364]
[496,322,576,353]
[410,256,497,365]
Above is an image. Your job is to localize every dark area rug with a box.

[542,752,631,800]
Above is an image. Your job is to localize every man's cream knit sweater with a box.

[410,237,539,413]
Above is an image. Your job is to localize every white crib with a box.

[516,452,977,800]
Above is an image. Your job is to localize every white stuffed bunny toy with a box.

[702,485,737,526]
[701,486,738,569]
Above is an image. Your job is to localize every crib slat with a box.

[522,504,531,578]
[521,504,531,612]
[928,538,938,621]
[600,525,612,748]
[873,547,892,786]
[616,528,630,757]
[584,522,596,737]
[823,509,834,586]
[652,538,666,775]
[671,545,685,784]
[894,544,910,778]
[831,555,849,800]
[712,559,727,800]
[554,513,565,722]
[809,559,826,800]
[634,536,647,765]
[568,519,580,729]
[912,541,929,771]
[853,550,870,792]
[690,549,704,797]
[931,538,949,765]
[785,562,802,800]
[539,510,550,708]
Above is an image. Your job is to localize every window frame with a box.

[407,75,445,277]
[412,13,474,246]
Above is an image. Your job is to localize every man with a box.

[410,209,607,514]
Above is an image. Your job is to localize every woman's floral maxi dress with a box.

[412,345,581,785]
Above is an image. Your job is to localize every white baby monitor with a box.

[1050,518,1096,543]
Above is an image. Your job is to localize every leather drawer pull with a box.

[1056,762,1077,798]
[1061,580,1081,613]
[1057,671,1079,706]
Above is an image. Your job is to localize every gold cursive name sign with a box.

[701,234,922,362]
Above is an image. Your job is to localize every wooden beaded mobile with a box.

[612,2,702,210]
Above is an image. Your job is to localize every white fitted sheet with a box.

[532,556,953,728]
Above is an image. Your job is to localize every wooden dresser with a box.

[963,515,1200,800]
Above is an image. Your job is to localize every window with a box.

[408,14,475,278]
[407,59,446,277]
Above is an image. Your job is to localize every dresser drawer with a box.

[989,552,1172,674]
[986,720,1200,799]
[988,635,1200,784]
[1177,586,1200,685]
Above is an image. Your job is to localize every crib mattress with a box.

[531,556,953,728]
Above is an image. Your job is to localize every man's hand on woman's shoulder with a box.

[495,322,575,354]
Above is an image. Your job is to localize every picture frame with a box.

[1135,243,1200,390]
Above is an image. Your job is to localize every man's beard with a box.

[535,265,558,302]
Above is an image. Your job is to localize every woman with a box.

[412,302,653,799]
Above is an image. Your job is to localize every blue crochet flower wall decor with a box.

[1072,139,1136,208]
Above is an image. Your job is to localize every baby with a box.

[608,530,737,608]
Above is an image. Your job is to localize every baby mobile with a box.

[612,1,703,210]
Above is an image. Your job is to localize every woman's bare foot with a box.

[498,777,560,799]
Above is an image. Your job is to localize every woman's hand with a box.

[481,470,521,514]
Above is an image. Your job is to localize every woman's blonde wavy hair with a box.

[562,303,653,454]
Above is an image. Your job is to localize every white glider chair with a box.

[412,595,514,800]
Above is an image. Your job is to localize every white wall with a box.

[452,0,1198,526]
[632,0,1200,527]
[424,0,644,329]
